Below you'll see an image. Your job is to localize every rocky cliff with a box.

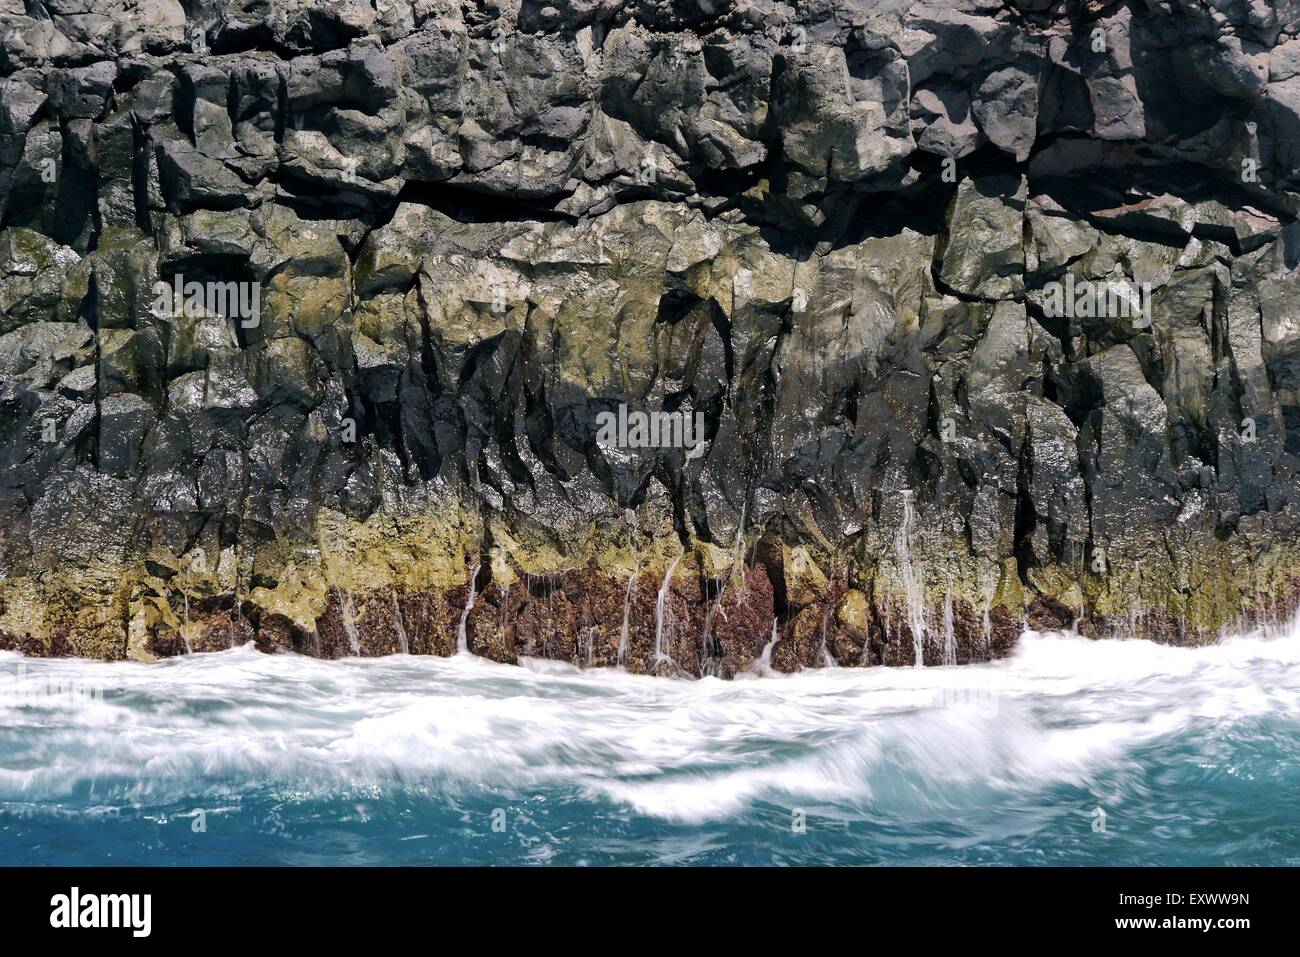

[2,0,1300,673]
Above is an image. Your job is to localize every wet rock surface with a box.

[2,1,1300,673]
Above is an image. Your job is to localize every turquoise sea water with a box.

[2,625,1298,865]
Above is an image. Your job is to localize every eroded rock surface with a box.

[2,0,1300,671]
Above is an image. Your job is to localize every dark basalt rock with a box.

[2,1,1300,673]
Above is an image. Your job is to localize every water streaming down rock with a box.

[747,617,779,676]
[654,553,684,669]
[499,583,509,647]
[180,569,193,655]
[897,491,927,667]
[392,593,410,655]
[700,573,733,665]
[342,590,361,656]
[820,608,836,668]
[730,502,749,596]
[703,505,749,656]
[456,564,481,655]
[617,572,636,669]
[700,596,720,662]
[616,509,640,669]
[942,579,957,666]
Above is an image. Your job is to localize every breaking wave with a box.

[2,619,1298,865]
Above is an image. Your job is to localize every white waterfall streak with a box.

[654,553,684,666]
[942,578,956,666]
[392,592,410,655]
[896,490,927,667]
[456,563,481,655]
[342,590,361,656]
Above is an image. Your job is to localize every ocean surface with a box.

[2,623,1298,866]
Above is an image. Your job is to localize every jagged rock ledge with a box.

[3,491,1297,673]
[4,2,1300,671]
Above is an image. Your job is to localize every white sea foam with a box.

[1,615,1298,822]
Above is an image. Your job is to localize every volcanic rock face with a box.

[2,0,1300,672]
